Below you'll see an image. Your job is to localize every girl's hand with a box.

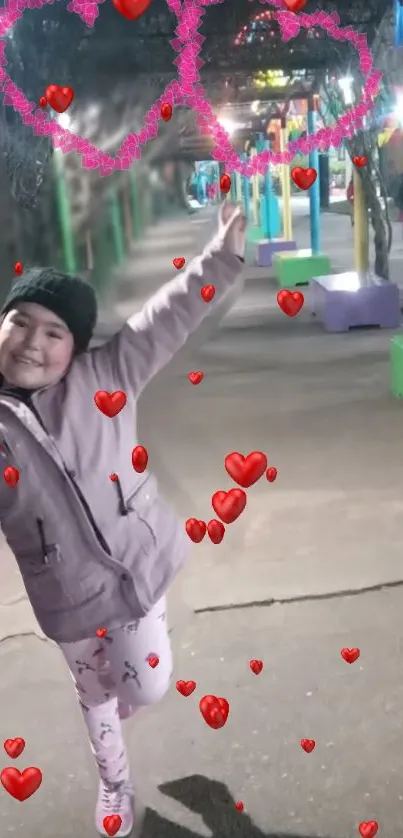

[218,202,247,260]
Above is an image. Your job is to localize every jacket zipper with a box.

[27,399,113,557]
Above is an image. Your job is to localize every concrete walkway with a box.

[1,202,403,838]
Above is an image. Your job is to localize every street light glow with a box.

[57,113,71,130]
[217,116,243,136]
[338,76,354,105]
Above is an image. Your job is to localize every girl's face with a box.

[0,301,75,390]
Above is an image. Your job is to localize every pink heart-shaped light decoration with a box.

[0,0,380,176]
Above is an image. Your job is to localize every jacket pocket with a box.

[18,548,106,615]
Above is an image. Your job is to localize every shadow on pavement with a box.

[140,774,333,838]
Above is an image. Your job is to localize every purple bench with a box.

[310,272,401,333]
[255,238,297,268]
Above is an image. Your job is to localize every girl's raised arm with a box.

[91,203,246,398]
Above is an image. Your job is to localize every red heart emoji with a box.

[94,390,127,418]
[173,257,185,270]
[3,466,19,487]
[111,0,152,20]
[291,167,317,190]
[109,473,119,482]
[220,174,231,194]
[0,766,42,801]
[188,371,204,385]
[235,801,244,811]
[4,738,25,759]
[201,284,215,302]
[96,628,107,638]
[45,84,74,113]
[224,451,267,488]
[211,489,246,524]
[353,155,367,168]
[176,680,197,697]
[359,822,378,838]
[266,467,278,483]
[103,815,123,837]
[249,659,263,675]
[300,738,316,753]
[160,103,173,121]
[14,261,23,275]
[277,290,304,318]
[148,656,159,668]
[199,695,230,729]
[341,647,360,664]
[207,519,225,544]
[131,445,148,473]
[185,518,207,543]
[283,0,307,11]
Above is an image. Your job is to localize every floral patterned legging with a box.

[59,597,172,784]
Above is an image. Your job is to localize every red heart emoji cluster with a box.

[2,737,43,802]
[186,451,278,544]
[44,84,74,113]
[93,392,149,478]
[1,735,43,803]
[199,695,230,729]
[174,680,229,730]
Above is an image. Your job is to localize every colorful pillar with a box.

[109,181,125,266]
[279,118,293,241]
[251,148,260,225]
[242,153,251,221]
[53,149,77,274]
[307,96,321,254]
[261,135,273,238]
[353,165,369,278]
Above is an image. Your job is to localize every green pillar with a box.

[109,181,125,265]
[129,168,142,239]
[53,150,77,274]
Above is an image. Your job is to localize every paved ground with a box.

[1,199,403,837]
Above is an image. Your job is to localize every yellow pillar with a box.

[353,166,369,278]
[280,120,293,241]
[251,148,260,225]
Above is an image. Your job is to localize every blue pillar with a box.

[242,153,251,221]
[263,138,273,238]
[307,101,321,253]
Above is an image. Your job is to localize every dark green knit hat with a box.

[1,267,97,351]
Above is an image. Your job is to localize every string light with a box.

[233,8,323,47]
